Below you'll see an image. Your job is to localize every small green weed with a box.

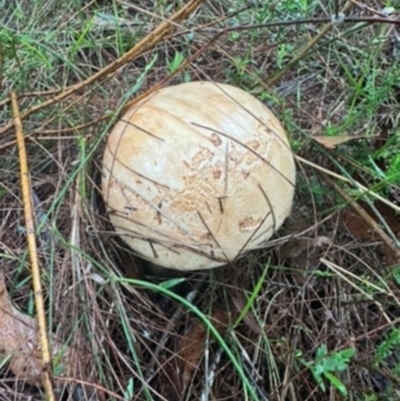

[300,345,355,396]
[167,50,184,73]
[374,328,400,368]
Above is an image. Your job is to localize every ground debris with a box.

[177,309,228,389]
[340,201,400,264]
[0,270,100,400]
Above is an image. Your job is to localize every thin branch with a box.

[0,89,62,107]
[11,91,55,401]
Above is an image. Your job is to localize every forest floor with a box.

[0,1,400,400]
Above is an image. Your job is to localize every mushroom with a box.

[102,81,296,271]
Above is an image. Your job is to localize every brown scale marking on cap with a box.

[213,169,222,179]
[106,176,119,191]
[120,186,143,207]
[169,188,213,213]
[190,146,215,169]
[248,140,261,151]
[228,142,245,167]
[257,121,273,134]
[238,216,263,232]
[237,139,269,167]
[209,133,222,146]
[200,232,213,242]
[241,170,250,179]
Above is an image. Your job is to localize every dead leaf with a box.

[340,201,400,264]
[177,310,228,388]
[0,270,101,400]
[313,135,365,149]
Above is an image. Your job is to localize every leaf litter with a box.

[0,269,101,400]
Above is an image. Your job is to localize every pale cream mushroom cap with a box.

[102,81,296,271]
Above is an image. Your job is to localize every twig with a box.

[0,0,204,137]
[229,331,269,401]
[0,116,108,151]
[200,347,223,401]
[0,89,62,107]
[2,2,397,141]
[353,359,400,387]
[11,92,55,401]
[349,0,395,17]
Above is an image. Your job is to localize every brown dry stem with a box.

[10,91,55,401]
[0,89,62,107]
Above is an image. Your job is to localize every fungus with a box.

[102,81,296,271]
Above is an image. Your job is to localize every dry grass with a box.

[1,0,400,400]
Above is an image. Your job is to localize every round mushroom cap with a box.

[102,81,296,271]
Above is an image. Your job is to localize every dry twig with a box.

[10,91,55,401]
